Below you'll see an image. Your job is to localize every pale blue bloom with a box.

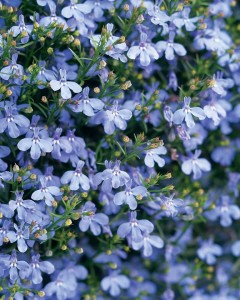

[50,69,82,100]
[173,96,206,128]
[61,160,90,191]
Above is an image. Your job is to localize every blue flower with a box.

[17,127,53,160]
[0,53,24,84]
[39,2,68,30]
[30,254,55,284]
[103,101,132,134]
[61,160,90,191]
[0,171,13,189]
[93,160,130,192]
[132,231,164,257]
[0,250,31,282]
[144,145,167,168]
[156,30,187,61]
[79,201,109,236]
[9,15,33,43]
[7,222,29,253]
[51,128,72,160]
[0,146,10,171]
[197,240,222,265]
[207,72,234,96]
[0,105,30,138]
[146,1,170,34]
[61,0,92,20]
[172,7,199,31]
[0,203,13,219]
[50,69,82,100]
[117,211,154,244]
[205,195,240,227]
[31,177,62,206]
[58,130,87,167]
[69,86,104,116]
[101,271,130,297]
[113,179,147,210]
[127,32,159,66]
[9,191,36,221]
[181,150,211,179]
[44,272,78,300]
[173,96,206,128]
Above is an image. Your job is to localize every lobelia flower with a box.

[84,0,114,19]
[39,2,68,30]
[159,194,184,217]
[183,124,207,151]
[173,96,206,128]
[0,53,24,84]
[181,150,211,180]
[167,70,178,91]
[127,32,159,67]
[156,30,187,61]
[17,127,53,160]
[132,231,164,257]
[117,211,154,244]
[103,101,132,134]
[37,0,54,5]
[113,179,147,210]
[0,146,10,171]
[0,220,15,246]
[0,105,30,138]
[232,241,240,257]
[0,250,30,282]
[79,201,109,236]
[144,145,167,168]
[91,23,127,52]
[101,271,130,297]
[146,1,170,34]
[193,25,232,56]
[30,253,55,284]
[211,145,235,166]
[9,14,33,43]
[35,60,56,87]
[172,7,199,31]
[0,203,14,219]
[50,69,82,100]
[205,195,240,227]
[93,160,130,192]
[204,98,230,129]
[197,240,223,265]
[44,272,78,300]
[0,171,13,189]
[69,86,104,116]
[61,160,90,191]
[31,177,62,206]
[61,0,92,21]
[9,191,36,221]
[207,72,234,96]
[51,128,72,160]
[7,222,29,253]
[58,130,87,167]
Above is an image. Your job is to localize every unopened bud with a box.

[94,87,100,93]
[41,96,48,103]
[13,163,20,172]
[61,245,67,251]
[47,47,54,55]
[121,80,132,90]
[38,291,45,297]
[122,135,130,143]
[52,200,58,207]
[65,219,72,226]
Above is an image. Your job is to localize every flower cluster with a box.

[0,0,240,299]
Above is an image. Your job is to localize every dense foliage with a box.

[0,0,240,299]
